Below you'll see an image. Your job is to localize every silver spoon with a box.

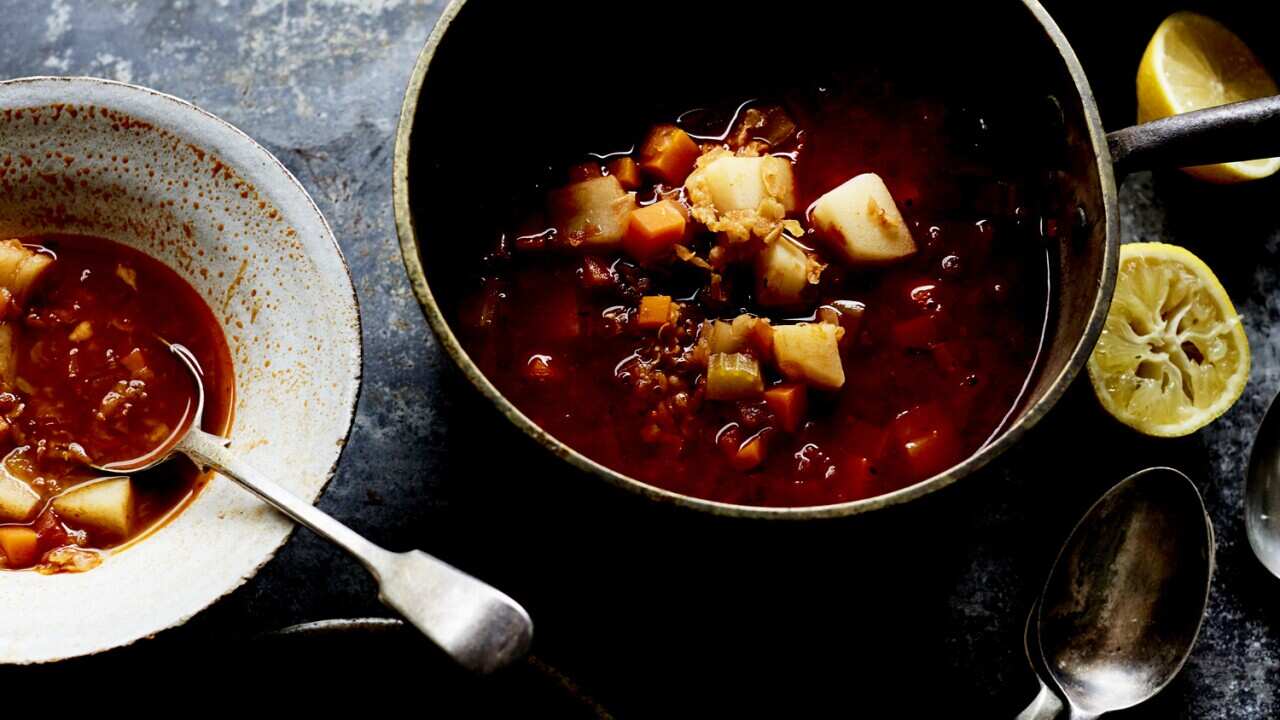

[1246,390,1280,579]
[92,341,532,674]
[1019,467,1214,720]
[1015,600,1064,720]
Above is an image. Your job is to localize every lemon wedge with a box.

[1088,243,1250,437]
[1137,11,1280,183]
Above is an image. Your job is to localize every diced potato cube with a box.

[707,352,764,400]
[698,155,797,214]
[0,467,40,522]
[51,477,134,538]
[685,149,800,243]
[810,173,917,264]
[772,323,845,390]
[756,235,817,307]
[547,176,638,250]
[0,239,53,304]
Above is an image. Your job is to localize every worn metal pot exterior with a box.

[0,77,363,661]
[394,1,1119,518]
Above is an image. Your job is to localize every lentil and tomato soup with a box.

[0,235,233,572]
[458,83,1051,507]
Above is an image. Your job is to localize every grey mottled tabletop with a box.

[2,1,1278,716]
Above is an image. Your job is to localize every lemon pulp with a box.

[1088,243,1250,436]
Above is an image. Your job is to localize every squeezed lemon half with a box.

[1088,243,1250,437]
[1137,11,1279,183]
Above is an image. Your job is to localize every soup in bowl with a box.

[0,77,361,662]
[395,0,1115,517]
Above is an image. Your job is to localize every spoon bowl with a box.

[91,338,208,476]
[1037,467,1214,719]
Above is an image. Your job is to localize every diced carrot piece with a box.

[608,157,642,190]
[639,125,701,185]
[0,526,39,567]
[730,434,767,471]
[764,383,807,433]
[623,199,687,262]
[892,315,940,349]
[636,295,674,330]
[568,161,603,182]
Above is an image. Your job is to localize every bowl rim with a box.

[392,0,1119,519]
[0,75,364,659]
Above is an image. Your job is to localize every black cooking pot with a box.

[394,0,1280,518]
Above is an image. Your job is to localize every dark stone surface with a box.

[1,0,1278,715]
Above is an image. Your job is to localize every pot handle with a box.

[1106,95,1280,176]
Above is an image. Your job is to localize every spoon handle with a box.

[176,428,533,673]
[1014,681,1064,720]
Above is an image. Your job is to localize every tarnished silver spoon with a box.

[1016,600,1064,720]
[90,340,532,674]
[1246,390,1280,579]
[1018,467,1214,720]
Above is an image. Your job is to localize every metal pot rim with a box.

[392,0,1120,520]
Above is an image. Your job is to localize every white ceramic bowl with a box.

[0,77,362,663]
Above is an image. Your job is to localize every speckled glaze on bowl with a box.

[0,77,362,663]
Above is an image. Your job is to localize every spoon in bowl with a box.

[1019,467,1214,720]
[90,340,533,674]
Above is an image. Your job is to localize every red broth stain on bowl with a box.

[0,97,340,568]
[0,77,360,664]
[0,99,334,409]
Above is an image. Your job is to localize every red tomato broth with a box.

[456,83,1051,507]
[0,235,234,570]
